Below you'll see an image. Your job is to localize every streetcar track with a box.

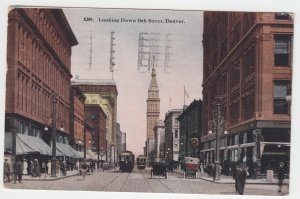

[156,178,175,193]
[100,172,123,191]
[139,168,154,192]
[140,168,174,193]
[119,172,131,192]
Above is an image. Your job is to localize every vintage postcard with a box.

[1,1,299,199]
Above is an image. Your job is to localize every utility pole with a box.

[88,32,93,71]
[51,92,58,177]
[164,33,173,73]
[110,31,116,80]
[137,32,161,73]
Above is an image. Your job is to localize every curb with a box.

[173,170,289,185]
[197,177,289,185]
[22,173,78,181]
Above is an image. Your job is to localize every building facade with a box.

[5,8,78,160]
[201,12,293,176]
[121,132,126,153]
[72,79,118,163]
[154,120,165,159]
[146,66,160,159]
[164,109,182,163]
[70,85,86,151]
[84,104,107,162]
[116,123,123,160]
[178,100,202,161]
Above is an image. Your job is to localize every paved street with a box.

[3,166,288,196]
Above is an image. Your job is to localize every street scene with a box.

[4,166,288,195]
[2,6,293,197]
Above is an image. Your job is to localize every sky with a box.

[63,8,203,155]
[1,1,300,199]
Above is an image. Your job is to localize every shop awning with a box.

[86,149,98,160]
[56,142,83,158]
[17,133,65,156]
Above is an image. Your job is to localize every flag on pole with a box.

[184,86,190,98]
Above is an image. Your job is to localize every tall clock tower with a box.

[146,65,160,159]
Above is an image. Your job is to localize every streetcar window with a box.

[120,155,132,161]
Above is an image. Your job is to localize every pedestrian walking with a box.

[61,161,67,176]
[23,159,28,175]
[234,162,247,195]
[47,160,51,175]
[206,163,212,177]
[13,159,23,184]
[3,158,11,183]
[29,159,34,176]
[277,162,285,193]
[211,163,216,180]
[42,161,46,173]
[75,160,80,175]
[32,159,41,177]
[81,161,88,179]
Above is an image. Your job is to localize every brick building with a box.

[70,86,86,151]
[84,104,107,162]
[72,79,117,163]
[5,8,78,160]
[201,12,293,176]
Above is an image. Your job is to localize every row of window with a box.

[25,9,71,69]
[17,23,70,102]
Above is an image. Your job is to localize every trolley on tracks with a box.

[137,155,147,169]
[119,150,135,172]
[182,157,200,178]
[150,158,168,179]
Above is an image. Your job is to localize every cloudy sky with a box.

[63,8,203,155]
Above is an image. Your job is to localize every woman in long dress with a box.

[47,160,51,175]
[23,159,28,175]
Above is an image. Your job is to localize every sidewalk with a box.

[173,169,290,185]
[22,170,81,181]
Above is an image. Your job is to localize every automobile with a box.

[102,162,110,171]
[150,158,168,179]
[182,157,200,179]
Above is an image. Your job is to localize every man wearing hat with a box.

[13,158,23,184]
[277,162,285,193]
[3,158,11,182]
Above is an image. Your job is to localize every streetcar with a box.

[136,155,147,169]
[119,150,135,172]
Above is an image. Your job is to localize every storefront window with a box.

[274,80,290,114]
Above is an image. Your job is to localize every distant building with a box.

[121,132,126,152]
[178,100,202,161]
[72,79,118,164]
[154,120,165,159]
[84,104,107,162]
[202,12,292,175]
[116,123,123,159]
[164,109,182,162]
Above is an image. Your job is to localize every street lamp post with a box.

[285,84,292,115]
[51,92,58,177]
[100,147,104,168]
[208,97,228,181]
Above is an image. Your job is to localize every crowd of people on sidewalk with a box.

[202,160,287,195]
[3,157,101,183]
